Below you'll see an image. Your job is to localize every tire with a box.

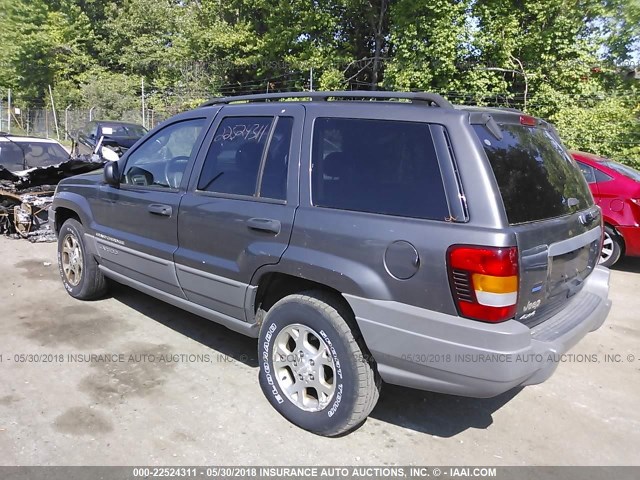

[599,226,623,268]
[258,291,380,437]
[57,218,108,300]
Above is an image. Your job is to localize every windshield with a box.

[0,140,70,171]
[100,124,147,137]
[473,124,594,225]
[601,160,640,182]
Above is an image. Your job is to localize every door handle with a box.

[247,218,281,234]
[147,204,172,217]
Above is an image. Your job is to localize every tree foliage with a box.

[0,0,638,163]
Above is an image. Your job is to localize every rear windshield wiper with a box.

[469,113,503,141]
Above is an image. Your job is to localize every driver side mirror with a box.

[104,161,121,187]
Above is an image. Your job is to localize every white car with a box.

[0,134,70,174]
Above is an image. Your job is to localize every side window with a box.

[311,118,449,221]
[198,117,273,196]
[122,118,205,188]
[0,143,24,171]
[576,161,596,184]
[594,168,613,183]
[259,117,294,200]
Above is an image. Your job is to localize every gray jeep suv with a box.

[50,91,611,436]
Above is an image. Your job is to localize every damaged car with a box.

[73,121,147,160]
[1,133,108,241]
[0,133,70,173]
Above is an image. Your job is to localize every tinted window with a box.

[473,124,593,224]
[311,118,449,220]
[198,117,273,196]
[576,161,596,183]
[122,118,205,188]
[594,168,613,183]
[259,117,293,200]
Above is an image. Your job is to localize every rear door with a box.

[473,121,601,327]
[174,104,303,320]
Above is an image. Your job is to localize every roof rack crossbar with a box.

[200,90,453,109]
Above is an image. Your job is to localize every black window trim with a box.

[194,114,290,204]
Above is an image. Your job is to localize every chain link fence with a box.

[0,104,167,142]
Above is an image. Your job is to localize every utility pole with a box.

[309,68,314,92]
[141,78,146,129]
[65,105,72,141]
[49,85,60,140]
[7,88,11,134]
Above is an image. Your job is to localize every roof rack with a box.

[200,90,454,109]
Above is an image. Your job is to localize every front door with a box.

[93,115,210,298]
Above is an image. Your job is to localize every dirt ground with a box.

[0,236,639,466]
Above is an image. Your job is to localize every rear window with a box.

[473,124,593,224]
[311,118,449,221]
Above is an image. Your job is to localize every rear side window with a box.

[311,118,449,220]
[594,169,613,183]
[576,161,596,183]
[473,124,593,224]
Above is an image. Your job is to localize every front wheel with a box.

[57,219,108,299]
[258,291,380,436]
[599,226,623,268]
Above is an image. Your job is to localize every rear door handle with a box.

[247,218,281,234]
[147,204,172,217]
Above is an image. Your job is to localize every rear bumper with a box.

[345,266,611,398]
[617,225,640,257]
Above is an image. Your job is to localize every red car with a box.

[572,150,640,267]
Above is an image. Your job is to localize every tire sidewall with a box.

[258,299,361,435]
[57,220,88,298]
[600,227,621,268]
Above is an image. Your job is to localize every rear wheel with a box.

[258,291,380,436]
[599,226,622,268]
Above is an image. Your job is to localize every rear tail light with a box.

[519,115,537,126]
[447,245,519,323]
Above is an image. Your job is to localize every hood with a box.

[1,158,105,191]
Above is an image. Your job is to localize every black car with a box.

[73,121,147,158]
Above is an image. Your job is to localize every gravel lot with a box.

[0,236,639,466]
